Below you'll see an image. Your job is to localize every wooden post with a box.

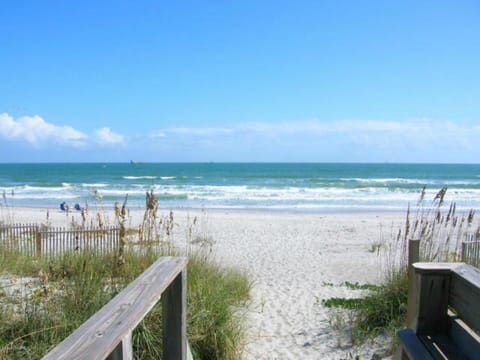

[35,226,42,258]
[107,332,132,360]
[410,263,452,335]
[406,239,420,326]
[162,269,187,360]
[475,241,480,268]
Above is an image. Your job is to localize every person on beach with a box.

[60,201,69,212]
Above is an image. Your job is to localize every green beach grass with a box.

[0,194,251,359]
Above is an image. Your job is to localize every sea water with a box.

[0,163,479,212]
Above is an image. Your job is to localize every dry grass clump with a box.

[0,190,16,225]
[381,186,479,278]
[366,187,479,340]
[324,187,480,354]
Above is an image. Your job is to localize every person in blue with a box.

[74,203,82,211]
[60,201,69,211]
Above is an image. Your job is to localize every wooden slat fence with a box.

[0,224,119,257]
[39,226,119,257]
[462,233,480,268]
[0,223,38,256]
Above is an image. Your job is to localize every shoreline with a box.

[1,203,409,216]
[1,206,403,359]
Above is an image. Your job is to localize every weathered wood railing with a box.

[42,256,188,360]
[397,262,480,359]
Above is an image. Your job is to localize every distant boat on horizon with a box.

[130,160,144,165]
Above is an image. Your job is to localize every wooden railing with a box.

[0,224,119,257]
[42,256,188,360]
[397,262,480,359]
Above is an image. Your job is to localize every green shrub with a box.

[354,270,408,335]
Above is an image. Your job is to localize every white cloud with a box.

[2,112,478,162]
[236,118,468,135]
[149,119,480,162]
[0,113,127,149]
[94,127,125,145]
[155,118,480,138]
[0,113,87,146]
[167,127,234,136]
[150,130,166,138]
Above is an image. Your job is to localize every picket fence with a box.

[462,233,480,268]
[0,223,119,257]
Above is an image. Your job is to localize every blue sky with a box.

[1,1,479,162]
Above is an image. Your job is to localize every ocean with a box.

[0,163,479,213]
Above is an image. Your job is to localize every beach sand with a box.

[5,206,405,359]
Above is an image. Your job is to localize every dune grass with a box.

[0,250,124,358]
[187,252,250,360]
[323,187,479,352]
[0,193,250,359]
[0,247,250,359]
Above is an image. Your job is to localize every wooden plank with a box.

[54,229,58,256]
[413,262,463,274]
[36,226,42,257]
[42,256,188,360]
[421,333,470,360]
[397,328,435,360]
[162,269,187,360]
[448,315,480,359]
[407,240,420,326]
[61,229,65,255]
[450,264,480,333]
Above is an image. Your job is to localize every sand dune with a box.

[6,207,404,359]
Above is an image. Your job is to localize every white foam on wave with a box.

[341,177,436,185]
[6,182,480,211]
[12,193,78,200]
[23,185,71,193]
[96,188,146,196]
[81,183,109,188]
[443,180,480,186]
[123,176,158,180]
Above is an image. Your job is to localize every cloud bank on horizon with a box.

[1,112,478,163]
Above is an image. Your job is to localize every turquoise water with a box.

[0,163,479,212]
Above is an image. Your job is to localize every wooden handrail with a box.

[398,262,480,359]
[42,256,188,360]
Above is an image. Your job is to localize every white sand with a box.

[4,206,406,359]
